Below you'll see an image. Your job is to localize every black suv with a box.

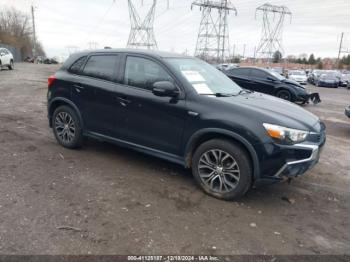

[47,49,326,200]
[224,67,320,104]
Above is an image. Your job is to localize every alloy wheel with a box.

[198,149,240,193]
[278,90,291,101]
[54,112,76,143]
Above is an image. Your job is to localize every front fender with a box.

[184,128,260,180]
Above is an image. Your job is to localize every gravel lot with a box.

[0,63,349,255]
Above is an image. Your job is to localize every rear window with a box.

[69,56,87,74]
[82,55,117,81]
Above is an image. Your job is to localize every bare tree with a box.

[0,7,45,58]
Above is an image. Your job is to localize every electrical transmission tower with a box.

[192,0,237,63]
[127,0,158,49]
[255,3,292,62]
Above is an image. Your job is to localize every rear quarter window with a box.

[69,56,87,74]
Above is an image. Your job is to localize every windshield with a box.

[165,58,242,95]
[269,70,285,80]
[290,71,306,76]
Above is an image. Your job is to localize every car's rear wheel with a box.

[276,90,292,101]
[192,139,252,200]
[52,105,83,149]
[8,60,14,70]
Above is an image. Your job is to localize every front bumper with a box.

[318,81,338,87]
[296,92,321,104]
[345,106,350,118]
[340,80,349,87]
[253,127,326,187]
[273,143,321,178]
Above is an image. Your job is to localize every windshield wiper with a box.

[200,93,236,97]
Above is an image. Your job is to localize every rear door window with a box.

[227,68,250,77]
[82,55,118,81]
[251,69,268,80]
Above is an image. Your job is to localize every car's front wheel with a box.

[192,139,252,200]
[52,105,83,149]
[276,89,292,101]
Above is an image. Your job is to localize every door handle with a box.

[73,83,84,92]
[116,96,131,107]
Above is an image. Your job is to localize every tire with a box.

[276,89,292,102]
[192,139,252,200]
[52,105,83,149]
[8,60,14,70]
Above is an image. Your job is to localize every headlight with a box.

[263,123,309,144]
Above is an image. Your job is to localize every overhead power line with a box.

[192,0,237,63]
[255,3,292,63]
[127,0,158,50]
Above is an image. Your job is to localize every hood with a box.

[283,78,305,88]
[218,92,319,131]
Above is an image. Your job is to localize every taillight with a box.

[48,75,56,87]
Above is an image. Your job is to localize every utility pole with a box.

[253,46,256,64]
[31,5,37,58]
[87,41,99,49]
[242,44,246,59]
[192,0,237,63]
[337,32,344,67]
[66,46,79,56]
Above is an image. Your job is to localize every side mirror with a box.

[267,76,276,81]
[0,52,5,56]
[152,81,179,97]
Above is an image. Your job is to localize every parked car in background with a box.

[308,70,323,84]
[345,105,350,118]
[36,56,45,64]
[315,72,339,88]
[224,67,320,104]
[47,49,326,200]
[24,56,35,63]
[270,67,284,76]
[215,63,238,72]
[43,58,59,64]
[0,48,14,70]
[288,70,307,85]
[339,73,350,87]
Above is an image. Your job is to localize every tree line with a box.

[0,7,45,58]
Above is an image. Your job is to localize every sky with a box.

[1,0,350,59]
